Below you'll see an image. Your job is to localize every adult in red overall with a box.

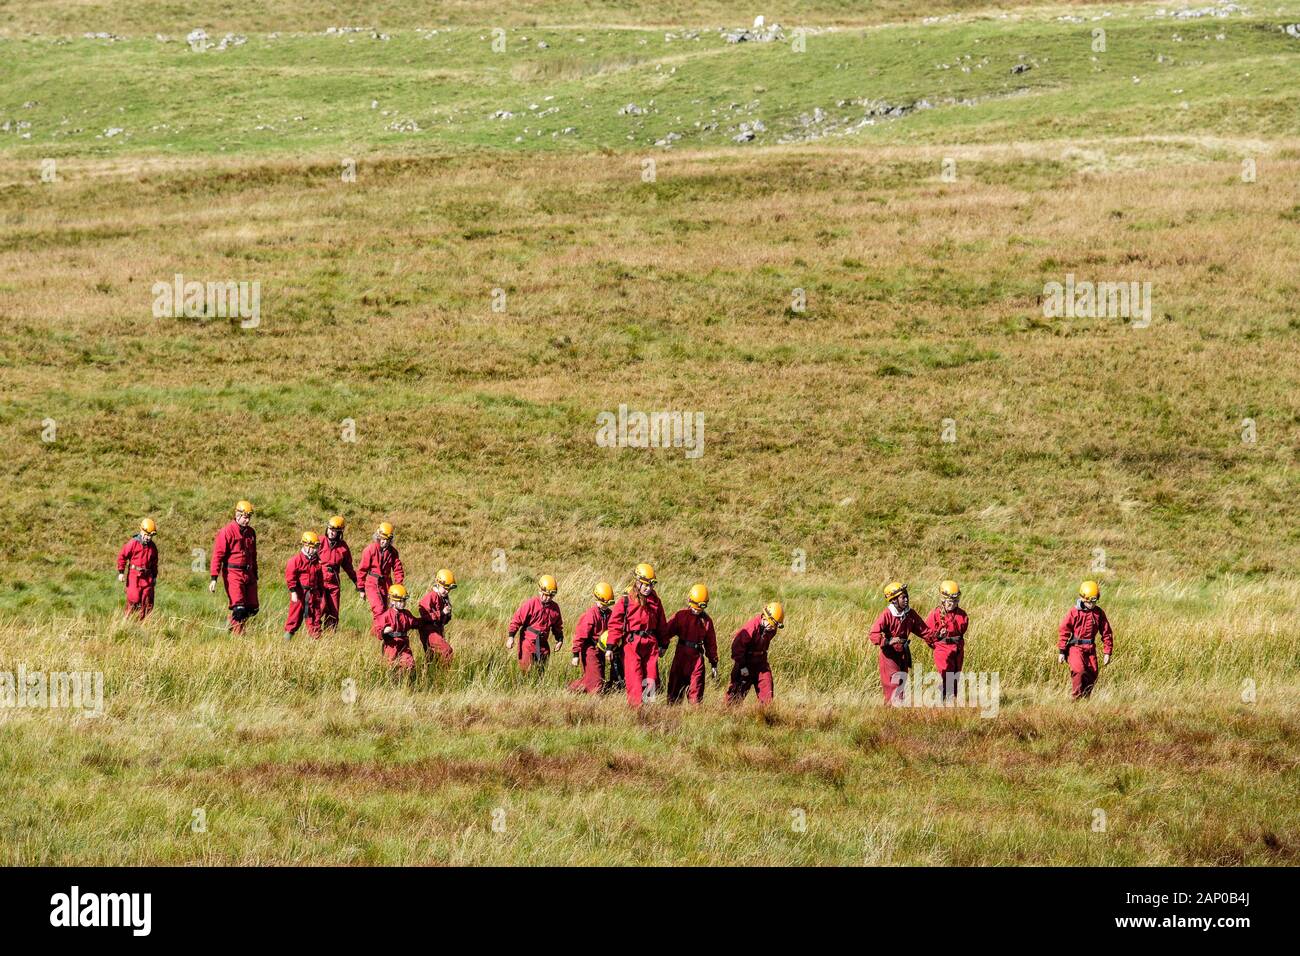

[923,580,969,700]
[210,500,259,634]
[507,575,564,672]
[116,518,159,619]
[357,521,403,620]
[725,602,784,704]
[568,581,615,695]
[416,568,457,664]
[666,583,719,705]
[1058,580,1114,699]
[317,515,357,631]
[372,584,418,671]
[606,564,669,708]
[869,581,928,705]
[284,531,326,639]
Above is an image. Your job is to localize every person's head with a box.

[538,574,558,605]
[634,563,657,598]
[376,521,394,548]
[688,583,709,615]
[235,500,254,527]
[388,583,408,610]
[139,518,157,542]
[1078,580,1100,611]
[593,580,615,610]
[760,601,784,634]
[884,581,909,611]
[435,568,457,595]
[327,515,345,541]
[940,580,961,612]
[301,530,320,558]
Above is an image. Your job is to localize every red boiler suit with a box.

[923,605,970,699]
[567,603,612,695]
[607,591,668,708]
[211,520,259,633]
[508,596,564,672]
[372,606,419,670]
[116,534,158,619]
[416,588,454,664]
[869,605,928,705]
[284,551,326,638]
[1058,602,1114,699]
[726,614,776,704]
[317,534,356,630]
[357,541,403,619]
[665,608,718,705]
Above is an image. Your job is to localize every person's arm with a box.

[1100,610,1114,658]
[551,605,564,644]
[868,611,886,646]
[391,550,404,585]
[507,600,529,638]
[921,609,940,648]
[731,626,749,664]
[705,618,719,670]
[950,611,968,639]
[209,528,227,578]
[655,604,670,650]
[1057,611,1074,653]
[342,547,357,587]
[117,541,130,575]
[285,557,297,591]
[607,598,626,648]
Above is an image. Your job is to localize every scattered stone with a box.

[1285,24,1300,38]
[490,110,515,120]
[1011,63,1031,74]
[619,103,645,115]
[104,127,124,137]
[387,119,421,132]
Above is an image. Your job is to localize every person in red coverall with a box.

[416,568,457,664]
[923,580,969,700]
[725,602,784,704]
[317,515,357,631]
[116,518,159,619]
[1058,580,1114,699]
[508,575,564,672]
[284,531,326,639]
[869,581,928,705]
[209,500,259,634]
[606,563,669,708]
[357,521,403,619]
[372,584,418,671]
[666,583,719,705]
[568,581,615,695]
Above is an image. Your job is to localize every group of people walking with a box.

[115,502,1118,705]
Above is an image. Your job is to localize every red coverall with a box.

[665,608,718,705]
[317,534,356,630]
[372,606,419,670]
[116,534,158,619]
[923,605,970,699]
[357,540,404,619]
[726,614,776,704]
[416,588,454,664]
[869,606,928,705]
[607,591,668,708]
[211,520,259,633]
[567,603,612,695]
[284,551,326,638]
[508,596,564,672]
[1058,603,1114,699]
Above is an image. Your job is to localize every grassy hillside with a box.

[1,1,1298,864]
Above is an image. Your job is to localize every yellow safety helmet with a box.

[884,581,908,601]
[593,581,615,606]
[376,521,395,539]
[436,568,457,590]
[634,563,657,585]
[235,500,254,515]
[301,531,320,546]
[139,518,157,535]
[940,580,961,599]
[388,583,408,601]
[328,515,346,530]
[688,583,709,609]
[1079,580,1100,602]
[538,574,558,595]
[762,601,785,629]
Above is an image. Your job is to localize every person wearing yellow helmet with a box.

[869,581,928,705]
[606,563,670,708]
[116,518,159,619]
[665,583,719,705]
[318,516,357,631]
[567,581,617,695]
[210,500,260,634]
[507,575,564,672]
[284,532,326,640]
[416,569,458,665]
[372,583,418,671]
[923,581,970,700]
[357,521,405,620]
[1057,581,1114,699]
[725,602,784,704]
